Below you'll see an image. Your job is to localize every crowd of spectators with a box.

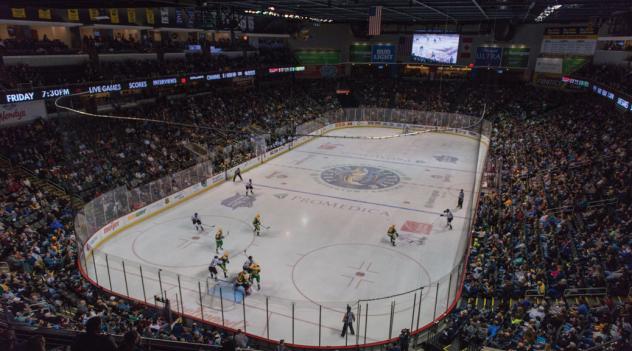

[0,36,76,56]
[0,75,631,350]
[0,32,257,57]
[335,75,632,350]
[0,48,295,90]
[82,34,156,54]
[0,80,337,200]
[600,41,632,52]
[0,77,339,348]
[576,64,632,94]
[0,169,250,349]
[441,96,632,350]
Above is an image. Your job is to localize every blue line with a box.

[254,183,469,219]
[294,150,476,174]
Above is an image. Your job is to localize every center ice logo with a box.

[320,166,400,190]
[221,193,256,210]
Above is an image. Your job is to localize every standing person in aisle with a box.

[215,228,225,253]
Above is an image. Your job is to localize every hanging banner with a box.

[349,43,371,62]
[371,44,396,63]
[474,47,503,67]
[295,50,341,65]
[109,9,120,24]
[67,9,80,21]
[535,57,563,74]
[146,8,155,24]
[545,26,598,36]
[160,7,169,24]
[501,47,530,68]
[127,8,136,24]
[562,56,589,75]
[37,9,52,20]
[0,101,47,128]
[88,8,100,21]
[11,8,26,18]
[541,38,597,56]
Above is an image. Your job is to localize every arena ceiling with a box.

[217,0,632,23]
[9,0,632,23]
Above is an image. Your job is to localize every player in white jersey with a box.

[243,256,254,273]
[209,255,221,280]
[441,209,454,230]
[192,213,203,232]
[245,179,254,196]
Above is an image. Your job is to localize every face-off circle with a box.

[320,165,400,190]
[291,243,432,314]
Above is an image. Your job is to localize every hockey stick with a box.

[202,224,216,228]
[264,225,271,230]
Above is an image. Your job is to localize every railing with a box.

[6,322,259,351]
[74,108,491,350]
[563,287,608,298]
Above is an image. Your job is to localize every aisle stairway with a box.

[0,154,83,209]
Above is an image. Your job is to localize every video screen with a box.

[411,34,460,64]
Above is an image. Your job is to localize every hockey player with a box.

[242,256,254,273]
[219,252,230,278]
[253,214,262,236]
[245,179,254,196]
[209,255,221,280]
[249,262,262,290]
[441,209,454,230]
[387,224,399,246]
[192,213,203,232]
[215,228,225,253]
[235,270,251,295]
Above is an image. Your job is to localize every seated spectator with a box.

[72,316,117,351]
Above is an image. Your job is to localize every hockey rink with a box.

[86,127,487,346]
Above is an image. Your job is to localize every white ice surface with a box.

[87,127,487,346]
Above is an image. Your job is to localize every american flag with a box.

[368,6,382,36]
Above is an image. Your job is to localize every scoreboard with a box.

[1,69,257,104]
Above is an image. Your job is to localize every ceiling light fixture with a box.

[244,9,332,23]
[535,4,562,22]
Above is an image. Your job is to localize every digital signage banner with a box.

[371,44,396,63]
[474,47,503,67]
[295,50,341,65]
[349,43,372,62]
[411,34,459,64]
[0,100,47,128]
[1,69,258,104]
[501,47,530,68]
